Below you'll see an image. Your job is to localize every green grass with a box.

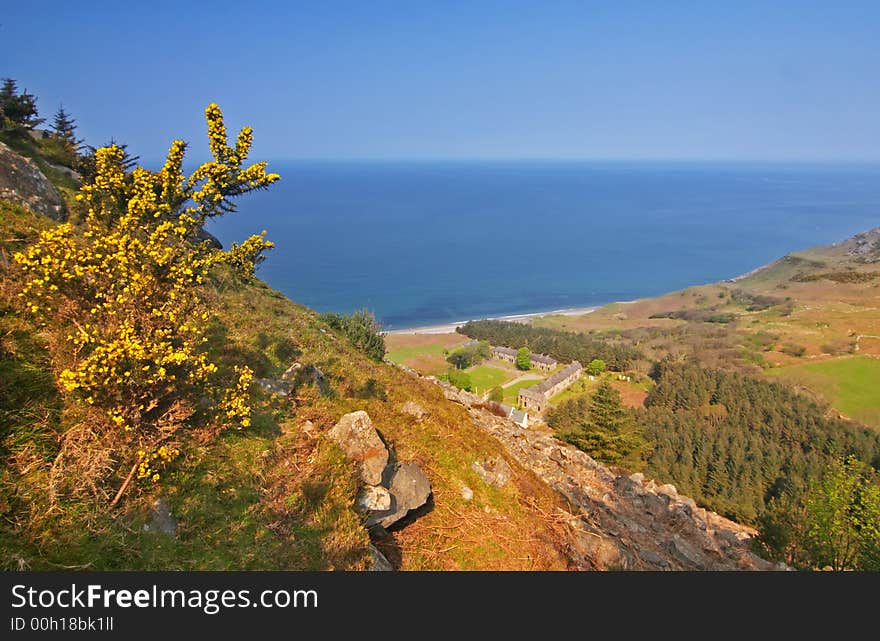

[767,355,880,429]
[549,377,597,405]
[502,379,541,405]
[465,365,516,394]
[386,342,457,363]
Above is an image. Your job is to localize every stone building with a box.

[518,361,583,412]
[491,345,558,371]
[529,353,558,371]
[492,346,518,363]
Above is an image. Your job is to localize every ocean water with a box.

[206,161,880,330]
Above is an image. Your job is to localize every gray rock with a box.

[642,492,670,517]
[369,545,394,571]
[304,364,331,396]
[401,400,429,420]
[357,485,392,512]
[629,472,645,484]
[46,161,82,182]
[328,411,389,486]
[461,485,474,501]
[664,535,705,569]
[0,141,66,220]
[657,483,678,498]
[549,448,565,464]
[472,456,513,488]
[143,498,177,537]
[281,362,303,381]
[639,548,670,568]
[256,377,293,397]
[367,462,432,528]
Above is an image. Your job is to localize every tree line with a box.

[546,359,880,569]
[457,319,642,371]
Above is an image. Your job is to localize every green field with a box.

[549,377,596,405]
[767,355,880,429]
[502,379,541,405]
[466,365,516,394]
[386,342,454,363]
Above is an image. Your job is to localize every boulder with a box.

[401,400,429,420]
[472,456,513,488]
[328,411,389,485]
[0,141,66,220]
[357,485,392,512]
[143,498,177,538]
[461,485,474,501]
[367,462,432,529]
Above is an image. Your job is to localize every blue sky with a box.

[3,1,879,162]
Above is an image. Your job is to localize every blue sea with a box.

[206,161,880,330]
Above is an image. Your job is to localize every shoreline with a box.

[385,305,605,335]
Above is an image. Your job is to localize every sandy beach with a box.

[385,305,602,335]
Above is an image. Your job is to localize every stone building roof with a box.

[492,346,518,357]
[530,353,557,366]
[520,361,583,398]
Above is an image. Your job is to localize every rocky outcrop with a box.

[469,408,782,570]
[408,372,783,570]
[329,410,433,531]
[328,411,389,485]
[0,141,66,220]
[843,227,880,262]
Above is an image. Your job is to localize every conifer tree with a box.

[0,78,44,129]
[51,104,81,153]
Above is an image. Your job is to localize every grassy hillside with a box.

[0,196,573,570]
[534,234,880,429]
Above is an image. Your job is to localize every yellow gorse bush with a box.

[14,104,279,488]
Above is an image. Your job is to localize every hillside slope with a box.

[0,144,777,571]
[535,228,880,427]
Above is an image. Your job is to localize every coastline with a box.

[385,305,603,335]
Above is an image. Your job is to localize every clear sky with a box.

[3,1,879,162]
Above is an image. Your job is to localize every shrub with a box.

[321,309,385,361]
[441,369,473,392]
[446,340,491,369]
[780,343,807,358]
[13,103,278,497]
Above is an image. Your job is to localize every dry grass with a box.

[1,200,576,570]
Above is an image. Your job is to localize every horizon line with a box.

[143,155,880,166]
